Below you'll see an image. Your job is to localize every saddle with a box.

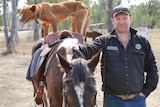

[47,30,84,45]
[36,30,84,85]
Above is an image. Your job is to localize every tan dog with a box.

[19,1,90,43]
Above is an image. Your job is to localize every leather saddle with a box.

[36,30,84,85]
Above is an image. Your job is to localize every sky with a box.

[18,0,27,8]
[121,0,148,7]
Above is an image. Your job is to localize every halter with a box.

[63,75,95,83]
[63,49,97,107]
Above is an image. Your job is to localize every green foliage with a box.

[147,0,160,28]
[130,0,160,29]
[130,4,149,28]
[90,3,107,29]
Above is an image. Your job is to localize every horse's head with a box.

[57,49,101,107]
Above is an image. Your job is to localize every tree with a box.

[3,0,10,54]
[147,0,160,28]
[130,4,149,28]
[107,0,113,33]
[2,0,19,55]
[0,15,3,26]
[99,0,113,33]
[129,0,160,28]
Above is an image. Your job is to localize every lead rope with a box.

[102,36,107,107]
[30,95,37,107]
[94,92,98,107]
[62,88,68,107]
[29,93,46,107]
[30,81,45,107]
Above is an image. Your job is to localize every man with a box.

[67,5,159,107]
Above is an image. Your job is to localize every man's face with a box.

[111,13,133,33]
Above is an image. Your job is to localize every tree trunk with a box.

[107,0,113,33]
[102,0,113,33]
[3,0,10,54]
[34,22,40,41]
[33,0,42,41]
[7,0,19,54]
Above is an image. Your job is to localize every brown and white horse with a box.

[29,30,100,107]
[57,48,101,107]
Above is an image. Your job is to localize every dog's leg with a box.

[83,15,90,42]
[51,24,58,32]
[71,16,77,32]
[42,24,50,44]
[75,10,90,41]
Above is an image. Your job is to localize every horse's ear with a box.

[87,49,102,72]
[57,52,72,73]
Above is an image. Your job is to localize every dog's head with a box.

[19,5,39,24]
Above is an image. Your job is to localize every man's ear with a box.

[130,16,133,24]
[111,17,114,24]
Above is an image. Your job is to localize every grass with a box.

[149,29,160,36]
[148,29,160,70]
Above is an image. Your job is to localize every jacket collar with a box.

[110,27,137,38]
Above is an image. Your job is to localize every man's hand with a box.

[66,45,79,55]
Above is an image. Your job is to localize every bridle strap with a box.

[86,75,95,79]
[63,74,95,83]
[63,77,73,83]
[94,93,98,107]
[73,48,86,59]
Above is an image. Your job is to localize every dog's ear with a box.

[30,5,36,12]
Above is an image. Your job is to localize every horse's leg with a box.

[32,78,43,106]
[33,80,44,105]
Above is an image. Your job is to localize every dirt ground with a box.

[0,31,160,107]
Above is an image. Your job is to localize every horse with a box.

[28,30,83,106]
[43,42,101,107]
[57,48,101,107]
[42,32,101,106]
[86,30,102,41]
[28,30,101,107]
[42,39,84,107]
